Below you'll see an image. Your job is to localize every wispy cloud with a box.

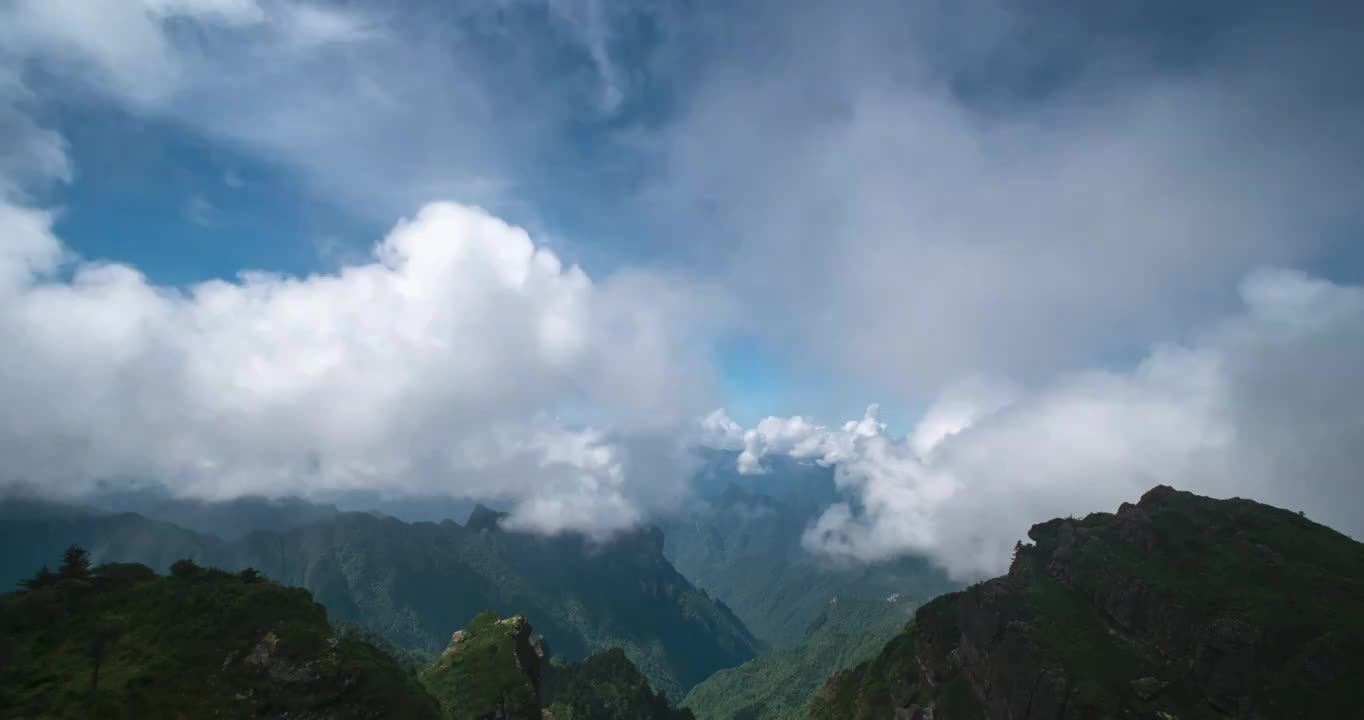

[182,194,217,227]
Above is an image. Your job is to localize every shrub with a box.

[170,558,203,578]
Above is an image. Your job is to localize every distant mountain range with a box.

[661,452,957,649]
[0,498,758,699]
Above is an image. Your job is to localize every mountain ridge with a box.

[0,499,758,699]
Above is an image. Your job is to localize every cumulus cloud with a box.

[0,195,713,537]
[706,269,1364,579]
[701,406,886,475]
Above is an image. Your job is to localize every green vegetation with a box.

[3,549,699,720]
[809,626,923,720]
[0,550,440,719]
[1,500,760,699]
[683,594,916,720]
[810,487,1364,719]
[419,611,543,720]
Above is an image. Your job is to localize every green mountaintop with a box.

[0,551,441,719]
[810,486,1364,719]
[419,611,544,720]
[684,593,916,720]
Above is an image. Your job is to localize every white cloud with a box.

[0,0,290,104]
[908,377,1017,459]
[746,269,1364,580]
[698,408,744,450]
[712,405,886,476]
[0,196,713,537]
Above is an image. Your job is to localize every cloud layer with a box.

[714,268,1364,579]
[0,197,714,537]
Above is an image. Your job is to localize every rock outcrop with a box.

[810,486,1364,719]
[420,611,545,720]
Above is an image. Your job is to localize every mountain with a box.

[810,486,1364,720]
[1,551,695,720]
[684,593,917,720]
[95,493,340,540]
[0,497,220,590]
[660,480,957,648]
[0,500,758,699]
[0,553,441,719]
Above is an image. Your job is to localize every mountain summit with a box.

[811,486,1364,719]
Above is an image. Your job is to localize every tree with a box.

[20,564,58,590]
[58,545,91,580]
[170,558,202,578]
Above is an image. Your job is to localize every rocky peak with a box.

[811,486,1364,720]
[466,504,509,532]
[420,611,544,720]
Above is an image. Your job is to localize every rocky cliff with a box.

[810,486,1364,719]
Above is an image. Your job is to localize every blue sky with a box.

[49,108,370,284]
[2,0,1363,569]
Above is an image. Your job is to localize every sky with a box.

[1,0,1362,578]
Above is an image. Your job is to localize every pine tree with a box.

[58,545,91,580]
[20,564,58,590]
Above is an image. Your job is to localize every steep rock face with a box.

[811,486,1364,720]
